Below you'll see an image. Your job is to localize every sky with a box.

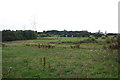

[0,0,119,33]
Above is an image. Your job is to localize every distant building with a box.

[105,31,107,35]
[66,35,68,37]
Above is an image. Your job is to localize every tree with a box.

[2,30,37,42]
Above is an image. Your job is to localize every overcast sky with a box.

[0,0,119,33]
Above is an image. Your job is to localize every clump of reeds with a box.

[38,44,40,48]
[23,58,29,66]
[43,56,46,67]
[40,56,52,71]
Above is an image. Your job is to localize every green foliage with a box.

[101,36,106,39]
[93,33,103,38]
[84,37,97,42]
[106,36,117,44]
[41,30,91,37]
[106,37,111,44]
[117,35,120,45]
[2,30,37,42]
[38,34,51,37]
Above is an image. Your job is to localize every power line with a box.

[33,15,36,31]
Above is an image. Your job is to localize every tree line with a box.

[2,30,37,42]
[38,30,118,37]
[38,30,105,37]
[1,29,118,42]
[38,30,91,37]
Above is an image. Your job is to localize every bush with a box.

[95,37,98,39]
[102,36,106,39]
[106,36,117,44]
[106,38,111,44]
[87,37,96,41]
[84,37,97,43]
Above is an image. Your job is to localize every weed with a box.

[43,56,46,67]
[38,44,40,48]
[23,58,29,66]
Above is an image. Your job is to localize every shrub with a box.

[108,43,120,50]
[106,38,111,44]
[102,36,106,39]
[106,36,117,44]
[95,37,98,39]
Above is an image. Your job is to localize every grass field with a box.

[2,37,119,78]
